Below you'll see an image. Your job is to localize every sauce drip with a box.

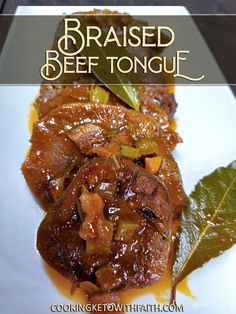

[44,258,194,305]
[42,218,194,305]
[43,262,87,303]
[168,84,175,94]
[28,99,38,134]
[170,118,177,131]
[121,271,194,305]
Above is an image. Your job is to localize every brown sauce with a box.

[28,99,177,134]
[43,262,87,303]
[29,89,193,306]
[43,250,194,305]
[121,218,194,304]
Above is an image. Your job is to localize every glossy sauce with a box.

[43,262,87,303]
[121,218,194,304]
[28,92,193,306]
[44,260,193,305]
[121,272,194,305]
[41,218,194,305]
[28,100,177,134]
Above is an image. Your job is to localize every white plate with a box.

[0,6,236,314]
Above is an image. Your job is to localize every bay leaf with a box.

[173,161,236,287]
[75,25,140,111]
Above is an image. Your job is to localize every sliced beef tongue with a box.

[36,84,177,122]
[22,102,179,211]
[37,157,172,294]
[140,85,177,121]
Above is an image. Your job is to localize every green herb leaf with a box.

[173,161,236,287]
[76,27,140,111]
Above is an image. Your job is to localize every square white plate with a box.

[0,6,236,314]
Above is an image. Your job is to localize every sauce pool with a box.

[42,218,194,306]
[43,250,194,306]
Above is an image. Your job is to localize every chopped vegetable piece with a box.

[121,138,158,160]
[90,86,110,104]
[85,219,114,255]
[114,220,139,242]
[79,187,113,254]
[95,267,123,291]
[69,85,91,101]
[111,129,134,146]
[145,156,162,174]
[135,138,158,155]
[92,143,120,158]
[120,145,139,159]
[67,123,107,155]
[107,130,118,138]
[112,155,120,169]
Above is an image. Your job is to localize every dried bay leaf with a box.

[75,25,140,110]
[173,161,236,287]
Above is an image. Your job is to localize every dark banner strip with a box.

[0,14,235,85]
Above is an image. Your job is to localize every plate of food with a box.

[0,5,236,314]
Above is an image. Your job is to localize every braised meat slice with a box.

[140,85,177,121]
[36,84,177,122]
[158,154,188,215]
[36,84,126,118]
[22,102,180,211]
[37,157,172,294]
[36,85,91,118]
